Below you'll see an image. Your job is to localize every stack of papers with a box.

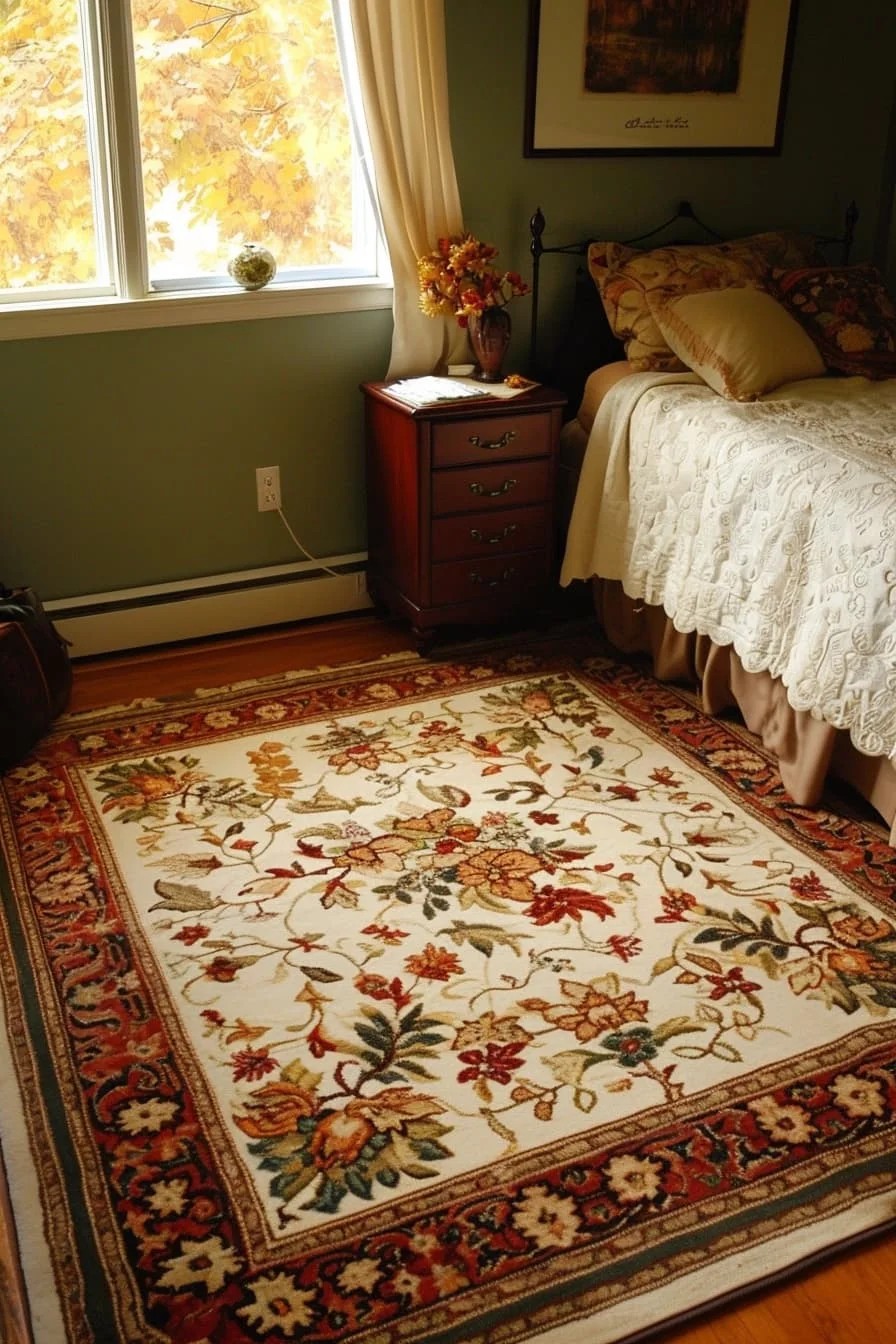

[384,377,491,407]
[383,375,539,408]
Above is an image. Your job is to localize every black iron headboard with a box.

[528,199,859,412]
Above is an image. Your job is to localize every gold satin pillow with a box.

[647,286,826,401]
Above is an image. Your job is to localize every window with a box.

[0,0,387,337]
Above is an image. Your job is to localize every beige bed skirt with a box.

[594,579,896,844]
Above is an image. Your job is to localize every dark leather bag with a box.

[0,586,72,772]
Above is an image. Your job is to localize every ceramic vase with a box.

[467,307,512,382]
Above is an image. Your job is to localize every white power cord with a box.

[276,508,345,579]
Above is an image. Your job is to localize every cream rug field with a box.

[0,638,894,1344]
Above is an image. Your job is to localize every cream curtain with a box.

[343,0,469,378]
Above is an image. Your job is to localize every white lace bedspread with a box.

[561,372,896,760]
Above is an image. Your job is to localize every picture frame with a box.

[524,0,798,157]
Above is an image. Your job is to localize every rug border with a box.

[0,776,180,1343]
[509,1193,896,1344]
[0,845,100,1344]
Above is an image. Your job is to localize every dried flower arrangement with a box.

[417,233,529,327]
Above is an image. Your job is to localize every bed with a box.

[529,201,896,843]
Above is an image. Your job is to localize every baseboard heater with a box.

[44,553,372,658]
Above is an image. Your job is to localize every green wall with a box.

[0,311,390,596]
[1,0,893,603]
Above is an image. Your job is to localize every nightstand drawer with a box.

[432,459,551,516]
[431,504,549,561]
[431,549,547,606]
[431,411,553,467]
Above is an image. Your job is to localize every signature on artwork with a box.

[624,116,690,130]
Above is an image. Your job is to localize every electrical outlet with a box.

[256,465,281,512]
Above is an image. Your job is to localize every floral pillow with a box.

[770,265,896,379]
[587,232,823,372]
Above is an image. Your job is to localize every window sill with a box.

[0,278,394,343]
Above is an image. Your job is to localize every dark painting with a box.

[584,0,749,95]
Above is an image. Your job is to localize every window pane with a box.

[130,0,365,286]
[0,0,103,291]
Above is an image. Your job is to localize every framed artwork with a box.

[524,0,798,156]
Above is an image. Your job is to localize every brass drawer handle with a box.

[469,478,517,497]
[469,567,517,587]
[470,524,518,545]
[468,430,518,450]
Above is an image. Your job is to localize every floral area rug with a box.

[1,639,895,1344]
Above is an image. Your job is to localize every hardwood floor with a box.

[65,613,896,1342]
[68,611,417,712]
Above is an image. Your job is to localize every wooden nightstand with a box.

[361,381,567,650]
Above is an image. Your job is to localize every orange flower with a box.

[310,1089,445,1170]
[447,822,480,842]
[247,741,302,796]
[524,979,649,1043]
[824,948,891,978]
[393,808,477,843]
[404,943,463,981]
[343,834,415,873]
[101,764,203,813]
[310,1109,375,1169]
[456,848,542,903]
[128,770,188,800]
[830,914,894,946]
[234,1081,317,1138]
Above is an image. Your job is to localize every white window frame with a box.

[0,0,391,344]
